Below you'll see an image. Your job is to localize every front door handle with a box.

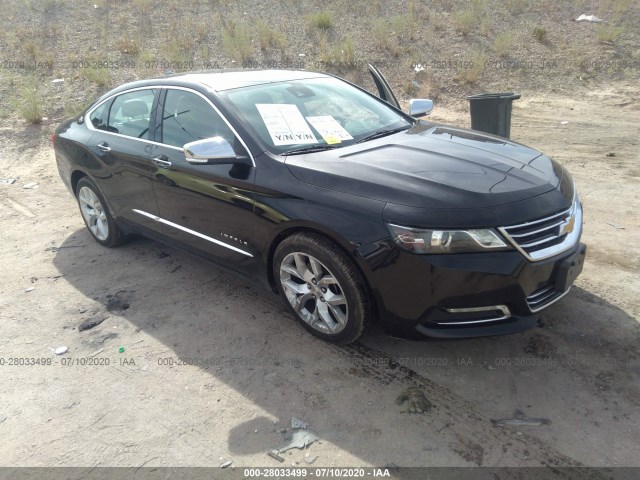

[152,155,172,169]
[96,142,111,152]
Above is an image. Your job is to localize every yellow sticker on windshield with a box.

[306,116,353,145]
[324,135,341,145]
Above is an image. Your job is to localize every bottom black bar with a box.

[0,467,638,480]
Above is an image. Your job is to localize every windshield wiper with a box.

[356,125,412,144]
[282,144,342,156]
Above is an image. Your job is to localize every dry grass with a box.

[479,17,491,36]
[506,0,528,14]
[134,50,157,77]
[193,21,208,43]
[340,37,356,64]
[62,96,91,119]
[165,36,195,65]
[20,38,54,71]
[1,0,638,125]
[14,78,43,124]
[390,15,405,39]
[133,0,152,14]
[43,0,66,12]
[116,36,141,55]
[308,11,332,30]
[471,0,487,15]
[454,10,477,35]
[22,0,66,11]
[222,22,252,62]
[256,21,286,52]
[24,41,39,59]
[390,14,418,41]
[403,79,420,96]
[598,0,634,18]
[405,0,422,34]
[81,65,111,87]
[493,31,515,57]
[372,18,390,48]
[457,51,487,84]
[430,12,448,31]
[597,25,625,43]
[408,0,429,21]
[319,36,356,67]
[533,26,548,43]
[573,0,588,11]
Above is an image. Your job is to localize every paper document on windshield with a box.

[256,104,317,146]
[306,116,354,145]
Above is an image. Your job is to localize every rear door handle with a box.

[152,155,172,168]
[96,142,111,152]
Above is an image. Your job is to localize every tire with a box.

[273,232,370,344]
[76,177,126,247]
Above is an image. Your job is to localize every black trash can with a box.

[467,92,521,139]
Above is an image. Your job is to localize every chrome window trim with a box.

[132,209,253,258]
[85,85,162,143]
[85,85,256,166]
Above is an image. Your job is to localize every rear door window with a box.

[89,101,110,131]
[106,89,155,139]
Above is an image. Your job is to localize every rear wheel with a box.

[274,233,370,344]
[76,177,125,247]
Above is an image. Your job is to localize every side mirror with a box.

[184,137,247,165]
[408,99,434,117]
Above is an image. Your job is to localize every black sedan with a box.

[53,66,586,344]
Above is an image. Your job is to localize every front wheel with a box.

[76,177,125,247]
[274,233,370,344]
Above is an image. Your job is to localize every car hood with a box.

[285,123,563,211]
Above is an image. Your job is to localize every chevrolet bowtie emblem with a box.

[560,215,575,235]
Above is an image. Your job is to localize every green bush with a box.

[16,79,43,124]
[309,11,332,30]
[222,23,252,62]
[533,26,548,43]
[454,10,477,35]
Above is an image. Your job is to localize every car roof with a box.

[92,69,331,107]
[100,69,328,98]
[167,69,329,91]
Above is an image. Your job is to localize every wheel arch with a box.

[70,170,120,225]
[265,223,378,322]
[70,169,88,195]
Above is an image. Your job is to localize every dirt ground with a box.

[0,83,638,471]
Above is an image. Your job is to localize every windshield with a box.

[218,77,412,155]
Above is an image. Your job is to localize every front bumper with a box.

[357,239,586,339]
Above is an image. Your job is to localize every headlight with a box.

[388,224,510,254]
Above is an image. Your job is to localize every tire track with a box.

[324,342,608,478]
[235,285,605,476]
[5,197,36,218]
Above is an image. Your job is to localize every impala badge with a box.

[221,233,248,246]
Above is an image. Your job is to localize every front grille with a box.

[499,199,581,261]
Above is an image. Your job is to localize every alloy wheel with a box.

[78,186,109,241]
[279,252,349,334]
